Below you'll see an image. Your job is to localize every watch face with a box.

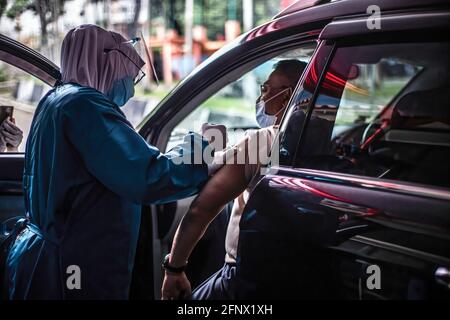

[163,254,169,265]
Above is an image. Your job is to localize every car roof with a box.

[275,0,449,19]
[244,0,450,42]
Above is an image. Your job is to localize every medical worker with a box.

[4,25,212,299]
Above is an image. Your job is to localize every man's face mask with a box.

[106,76,135,107]
[256,87,290,128]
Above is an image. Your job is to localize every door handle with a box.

[435,267,450,289]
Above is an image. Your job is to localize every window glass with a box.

[295,42,450,188]
[167,44,316,151]
[278,44,333,166]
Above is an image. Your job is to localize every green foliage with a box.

[6,0,65,22]
[201,0,242,39]
[4,0,66,47]
[0,0,8,19]
[254,0,280,26]
[156,0,278,40]
[6,0,31,19]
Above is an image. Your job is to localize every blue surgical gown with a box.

[5,83,209,299]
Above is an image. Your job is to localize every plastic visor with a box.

[126,33,159,86]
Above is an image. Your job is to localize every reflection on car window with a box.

[0,61,51,153]
[295,42,450,189]
[167,44,316,150]
[278,44,333,166]
[331,57,421,139]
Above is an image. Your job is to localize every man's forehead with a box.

[266,69,291,86]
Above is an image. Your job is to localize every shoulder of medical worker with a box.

[56,83,123,118]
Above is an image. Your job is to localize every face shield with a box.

[126,34,160,86]
[105,34,159,87]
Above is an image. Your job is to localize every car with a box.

[1,0,449,300]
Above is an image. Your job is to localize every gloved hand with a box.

[0,117,23,152]
[201,123,229,175]
[201,123,227,151]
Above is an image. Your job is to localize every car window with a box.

[294,41,450,189]
[0,61,52,153]
[278,44,333,166]
[166,44,316,151]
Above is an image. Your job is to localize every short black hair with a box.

[273,59,308,87]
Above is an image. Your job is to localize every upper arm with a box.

[190,128,271,216]
[191,163,249,216]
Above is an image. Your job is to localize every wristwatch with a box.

[162,254,187,273]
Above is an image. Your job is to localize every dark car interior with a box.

[366,86,450,187]
[297,42,450,189]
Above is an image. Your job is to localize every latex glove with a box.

[1,118,23,151]
[201,123,230,175]
[201,123,227,152]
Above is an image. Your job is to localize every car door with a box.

[236,10,450,299]
[0,34,60,229]
[131,20,327,298]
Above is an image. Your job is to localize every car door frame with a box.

[135,21,333,299]
[0,34,60,195]
[0,34,61,86]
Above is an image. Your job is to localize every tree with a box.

[128,0,141,38]
[6,0,66,48]
[0,0,7,22]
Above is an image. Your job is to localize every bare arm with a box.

[171,162,248,266]
[161,128,272,299]
[167,128,274,270]
[161,159,249,299]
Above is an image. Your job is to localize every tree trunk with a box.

[129,0,142,38]
[0,0,7,23]
[36,0,48,48]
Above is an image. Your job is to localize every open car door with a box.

[0,34,60,228]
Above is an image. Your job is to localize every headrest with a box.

[392,87,450,128]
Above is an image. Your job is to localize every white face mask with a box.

[255,87,290,128]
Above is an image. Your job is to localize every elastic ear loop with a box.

[272,87,292,116]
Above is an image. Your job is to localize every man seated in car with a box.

[161,60,307,300]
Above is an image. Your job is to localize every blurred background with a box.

[0,0,298,135]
